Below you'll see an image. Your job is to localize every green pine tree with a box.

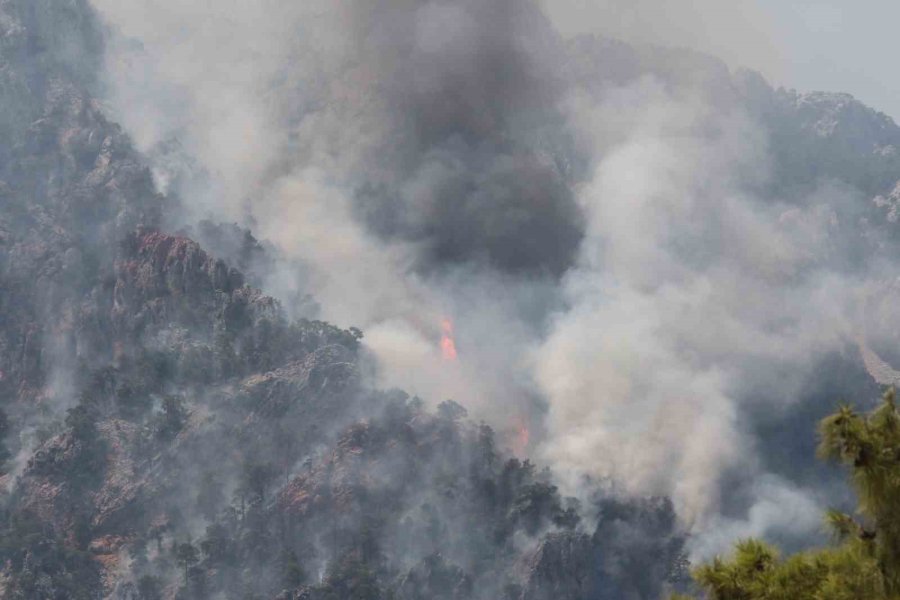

[677,388,900,600]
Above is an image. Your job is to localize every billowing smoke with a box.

[89,0,900,558]
[91,0,576,446]
[540,75,854,519]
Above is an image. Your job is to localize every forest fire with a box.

[440,318,458,361]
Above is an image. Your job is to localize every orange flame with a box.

[512,416,530,456]
[440,318,458,361]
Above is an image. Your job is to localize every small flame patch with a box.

[441,318,458,361]
[512,416,530,456]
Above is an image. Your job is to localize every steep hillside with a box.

[4,2,900,600]
[0,3,690,599]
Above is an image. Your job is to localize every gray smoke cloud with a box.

[89,0,900,559]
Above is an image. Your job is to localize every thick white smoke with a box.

[90,0,900,558]
[537,77,856,527]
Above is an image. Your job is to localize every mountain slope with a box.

[4,2,900,600]
[0,3,689,599]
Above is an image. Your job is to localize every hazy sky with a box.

[544,0,899,121]
[758,0,899,121]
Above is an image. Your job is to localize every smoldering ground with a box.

[90,0,900,558]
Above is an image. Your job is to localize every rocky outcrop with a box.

[237,344,358,420]
[0,6,367,596]
[0,64,163,404]
[788,91,898,147]
[519,532,593,600]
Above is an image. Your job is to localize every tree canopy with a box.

[678,388,900,600]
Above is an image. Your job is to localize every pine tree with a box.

[678,388,900,600]
[174,539,199,585]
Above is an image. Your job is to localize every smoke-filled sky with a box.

[88,0,900,560]
[758,0,900,122]
[546,0,900,121]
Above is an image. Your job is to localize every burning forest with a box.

[1,0,900,598]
